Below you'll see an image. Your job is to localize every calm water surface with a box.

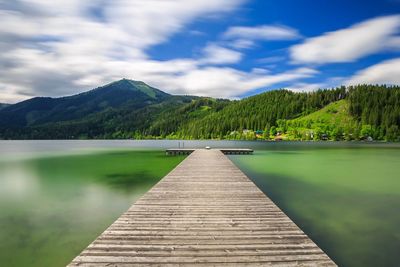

[229,144,400,267]
[0,141,186,267]
[0,140,399,267]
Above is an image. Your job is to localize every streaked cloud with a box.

[346,58,400,85]
[290,15,400,64]
[103,0,246,50]
[0,1,398,103]
[0,0,250,102]
[224,25,301,41]
[286,82,325,92]
[223,24,301,49]
[230,39,255,49]
[0,0,320,102]
[285,76,348,92]
[200,44,243,65]
[149,67,318,98]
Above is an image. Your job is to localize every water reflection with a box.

[229,147,400,267]
[0,149,185,267]
[0,163,40,200]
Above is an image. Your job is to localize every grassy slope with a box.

[283,99,358,140]
[293,99,354,125]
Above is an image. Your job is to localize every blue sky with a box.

[0,0,400,102]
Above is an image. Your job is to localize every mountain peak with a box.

[103,79,169,99]
[0,79,172,127]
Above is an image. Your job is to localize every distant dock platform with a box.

[69,149,336,266]
[166,148,253,155]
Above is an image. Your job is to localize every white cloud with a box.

[230,39,255,49]
[148,67,318,98]
[285,76,347,92]
[0,0,248,102]
[0,0,320,102]
[251,68,270,74]
[0,86,31,103]
[290,15,400,64]
[224,25,301,41]
[222,25,300,50]
[200,44,242,65]
[104,0,246,50]
[286,83,325,92]
[346,58,400,85]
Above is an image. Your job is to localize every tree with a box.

[386,125,399,141]
[361,125,373,139]
[270,126,277,137]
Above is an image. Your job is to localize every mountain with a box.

[0,79,228,139]
[0,79,170,127]
[0,81,399,141]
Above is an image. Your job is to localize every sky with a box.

[0,0,400,103]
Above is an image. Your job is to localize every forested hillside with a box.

[174,85,399,141]
[0,82,399,141]
[176,87,347,139]
[0,79,170,128]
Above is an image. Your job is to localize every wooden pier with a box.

[166,148,253,155]
[69,149,336,266]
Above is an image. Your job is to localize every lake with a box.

[0,140,399,266]
[0,141,186,267]
[228,143,400,267]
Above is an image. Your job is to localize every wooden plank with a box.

[166,148,253,155]
[69,149,336,266]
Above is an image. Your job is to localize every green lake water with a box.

[0,148,185,267]
[229,145,400,267]
[0,140,399,267]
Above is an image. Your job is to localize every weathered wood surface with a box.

[165,149,194,155]
[166,148,253,155]
[219,148,253,154]
[69,149,336,266]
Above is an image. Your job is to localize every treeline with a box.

[174,85,399,141]
[175,87,347,139]
[348,85,400,140]
[0,97,225,139]
[0,85,399,141]
[146,98,230,137]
